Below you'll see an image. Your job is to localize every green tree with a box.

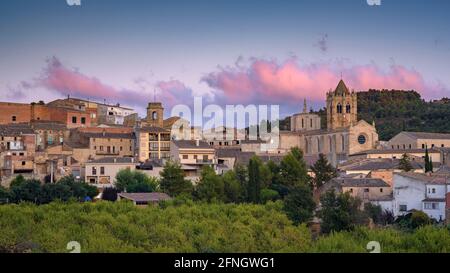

[58,175,98,200]
[115,169,158,193]
[424,146,433,173]
[279,148,310,188]
[10,179,42,203]
[364,203,383,225]
[247,156,262,203]
[283,184,316,225]
[194,166,225,202]
[260,188,280,203]
[0,186,10,202]
[39,183,72,204]
[310,153,337,189]
[222,170,243,203]
[101,187,119,201]
[159,161,193,197]
[399,153,413,172]
[319,190,367,234]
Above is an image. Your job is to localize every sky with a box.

[1,0,450,120]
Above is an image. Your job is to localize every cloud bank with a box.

[202,58,448,105]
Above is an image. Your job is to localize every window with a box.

[81,117,86,124]
[182,155,188,159]
[432,188,436,194]
[346,104,351,113]
[203,155,208,161]
[310,119,313,128]
[399,205,407,212]
[72,116,77,124]
[424,202,439,210]
[100,146,104,151]
[364,188,369,193]
[301,119,304,128]
[337,103,342,114]
[92,167,97,175]
[12,116,17,122]
[120,146,123,151]
[100,167,105,175]
[431,144,435,148]
[380,188,383,193]
[193,155,198,160]
[409,144,412,149]
[442,144,445,147]
[152,111,158,120]
[21,161,26,166]
[422,144,425,149]
[358,135,366,145]
[19,152,24,156]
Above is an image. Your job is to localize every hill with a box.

[280,90,450,141]
[357,90,450,140]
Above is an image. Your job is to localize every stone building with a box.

[278,80,378,165]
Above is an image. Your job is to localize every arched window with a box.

[337,103,342,114]
[152,111,158,120]
[302,118,304,128]
[346,103,351,113]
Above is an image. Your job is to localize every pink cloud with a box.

[202,58,448,105]
[30,57,194,109]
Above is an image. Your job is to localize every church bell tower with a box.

[326,80,358,130]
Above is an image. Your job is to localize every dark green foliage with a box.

[396,211,433,230]
[399,153,413,172]
[357,90,450,140]
[310,153,337,188]
[159,161,193,197]
[194,166,225,202]
[424,146,433,173]
[6,175,97,204]
[101,187,119,201]
[260,189,280,203]
[278,148,310,188]
[222,170,243,203]
[10,179,42,203]
[115,169,158,193]
[364,203,383,225]
[319,190,367,234]
[283,184,316,225]
[247,156,262,203]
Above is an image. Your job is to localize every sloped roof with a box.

[339,158,423,171]
[334,79,350,95]
[401,131,450,140]
[82,132,134,139]
[118,192,171,203]
[396,172,449,185]
[86,157,136,164]
[332,178,390,187]
[0,124,35,136]
[172,140,212,149]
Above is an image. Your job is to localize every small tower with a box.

[146,102,164,127]
[326,79,358,130]
[303,98,307,113]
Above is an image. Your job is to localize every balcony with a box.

[196,159,214,164]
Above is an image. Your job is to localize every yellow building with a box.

[136,127,171,162]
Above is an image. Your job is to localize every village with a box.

[0,79,449,225]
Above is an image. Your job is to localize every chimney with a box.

[196,139,200,147]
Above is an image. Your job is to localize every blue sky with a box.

[1,0,449,118]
